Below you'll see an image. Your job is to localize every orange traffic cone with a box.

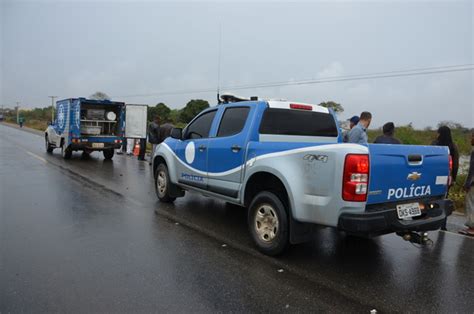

[133,141,140,156]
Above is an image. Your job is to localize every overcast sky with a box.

[1,0,472,128]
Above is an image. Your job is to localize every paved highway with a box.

[1,123,473,313]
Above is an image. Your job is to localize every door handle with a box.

[231,145,241,153]
[198,145,207,152]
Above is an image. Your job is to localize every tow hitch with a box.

[397,231,432,245]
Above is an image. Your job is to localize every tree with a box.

[179,99,210,123]
[437,121,466,131]
[89,91,110,100]
[169,109,181,125]
[148,102,171,122]
[318,101,344,114]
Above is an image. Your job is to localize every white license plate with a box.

[92,143,104,148]
[397,202,421,219]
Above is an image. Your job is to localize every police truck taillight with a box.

[342,154,370,202]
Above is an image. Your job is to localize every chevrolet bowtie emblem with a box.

[407,172,422,181]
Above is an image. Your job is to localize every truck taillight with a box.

[342,154,370,202]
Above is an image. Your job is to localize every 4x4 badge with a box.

[303,154,328,163]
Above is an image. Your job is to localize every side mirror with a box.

[170,128,183,140]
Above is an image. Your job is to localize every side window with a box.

[217,107,250,137]
[185,110,217,139]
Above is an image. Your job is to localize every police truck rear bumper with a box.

[338,199,454,236]
[70,143,122,150]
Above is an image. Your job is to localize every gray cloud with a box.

[1,0,472,128]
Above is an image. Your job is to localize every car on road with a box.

[152,99,454,255]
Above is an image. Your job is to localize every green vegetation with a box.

[450,173,468,213]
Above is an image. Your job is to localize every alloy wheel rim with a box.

[254,204,279,242]
[157,171,167,196]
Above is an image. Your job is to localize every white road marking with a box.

[26,151,48,163]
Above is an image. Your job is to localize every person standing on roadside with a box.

[148,116,161,165]
[158,122,174,144]
[374,122,401,144]
[432,126,459,185]
[347,111,372,144]
[343,115,359,142]
[432,126,459,231]
[459,131,474,236]
[126,138,135,155]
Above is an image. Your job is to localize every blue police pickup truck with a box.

[152,99,454,255]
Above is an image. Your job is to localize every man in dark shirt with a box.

[158,123,174,144]
[374,122,401,144]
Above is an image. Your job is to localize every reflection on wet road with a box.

[1,124,473,312]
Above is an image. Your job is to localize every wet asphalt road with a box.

[1,123,473,313]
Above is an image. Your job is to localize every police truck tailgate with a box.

[366,144,450,205]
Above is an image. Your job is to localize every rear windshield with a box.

[259,108,338,137]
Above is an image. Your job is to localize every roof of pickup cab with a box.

[219,99,330,114]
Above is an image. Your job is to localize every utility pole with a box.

[48,96,57,121]
[16,102,20,124]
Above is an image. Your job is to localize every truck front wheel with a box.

[103,149,114,160]
[248,191,289,256]
[61,145,72,159]
[45,135,54,153]
[155,163,176,203]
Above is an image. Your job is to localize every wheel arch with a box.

[243,171,292,214]
[153,152,179,184]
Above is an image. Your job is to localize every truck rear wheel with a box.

[61,145,72,159]
[248,191,289,256]
[103,149,114,160]
[155,163,176,203]
[45,135,54,153]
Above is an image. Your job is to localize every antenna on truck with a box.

[217,23,222,104]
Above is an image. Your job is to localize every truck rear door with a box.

[125,104,148,139]
[366,144,450,205]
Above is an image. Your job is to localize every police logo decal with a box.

[185,141,195,164]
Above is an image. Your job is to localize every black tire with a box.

[61,145,72,159]
[248,191,289,256]
[155,163,176,203]
[45,135,54,153]
[103,149,114,160]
